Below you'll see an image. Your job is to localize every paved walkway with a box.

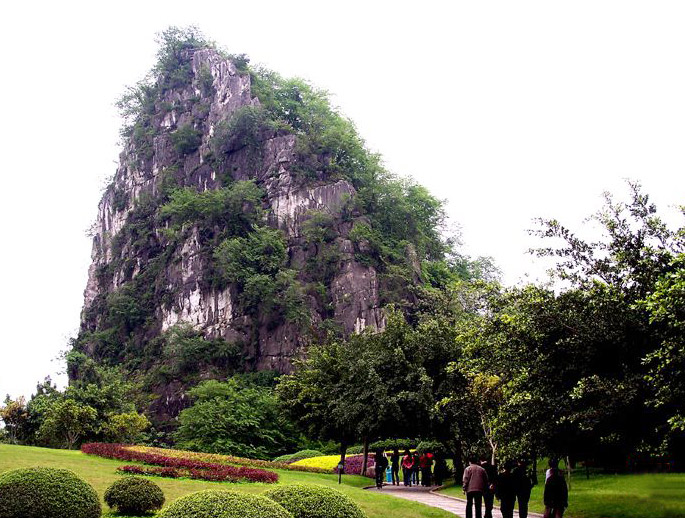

[366,484,543,518]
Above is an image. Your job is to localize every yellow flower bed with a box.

[290,455,340,470]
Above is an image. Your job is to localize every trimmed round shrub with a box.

[0,467,101,518]
[263,484,366,518]
[157,490,292,518]
[104,476,165,515]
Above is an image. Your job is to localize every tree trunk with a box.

[339,441,348,465]
[453,440,465,485]
[566,455,572,490]
[531,449,538,486]
[361,436,369,476]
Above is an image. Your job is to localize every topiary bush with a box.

[0,467,101,518]
[263,484,366,518]
[157,490,292,518]
[104,476,165,515]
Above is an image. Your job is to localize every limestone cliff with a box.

[77,36,445,423]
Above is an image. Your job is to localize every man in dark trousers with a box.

[390,449,400,485]
[374,449,388,489]
[463,456,489,518]
[480,457,498,518]
[544,460,568,518]
[513,459,533,518]
[496,461,517,518]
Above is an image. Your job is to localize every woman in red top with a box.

[401,450,414,486]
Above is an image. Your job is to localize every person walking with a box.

[513,459,533,518]
[412,451,421,485]
[419,451,433,486]
[496,461,517,518]
[463,456,489,518]
[543,460,568,518]
[402,450,414,486]
[374,448,388,489]
[480,457,498,518]
[433,452,448,486]
[390,449,401,485]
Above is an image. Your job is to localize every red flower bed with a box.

[82,443,278,483]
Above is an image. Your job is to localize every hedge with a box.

[157,490,293,518]
[0,467,101,518]
[264,484,366,518]
[104,476,165,515]
[82,443,278,483]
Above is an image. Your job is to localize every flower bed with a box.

[82,443,278,483]
[290,454,375,477]
[125,445,331,474]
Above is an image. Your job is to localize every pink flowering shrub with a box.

[82,443,278,483]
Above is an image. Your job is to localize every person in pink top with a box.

[401,450,415,487]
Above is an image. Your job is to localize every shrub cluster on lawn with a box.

[104,476,165,515]
[157,489,292,518]
[82,443,278,483]
[0,467,101,518]
[264,484,367,518]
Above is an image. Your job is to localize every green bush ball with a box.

[104,476,165,515]
[0,467,101,518]
[263,484,366,518]
[157,490,292,518]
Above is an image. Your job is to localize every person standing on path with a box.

[543,460,568,518]
[480,457,498,518]
[412,451,421,485]
[433,452,448,486]
[419,452,433,486]
[463,456,489,518]
[402,450,415,486]
[390,449,401,485]
[496,461,517,518]
[374,449,389,489]
[513,459,533,518]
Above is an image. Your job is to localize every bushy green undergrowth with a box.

[264,483,366,518]
[104,476,165,515]
[157,490,292,518]
[0,467,101,518]
[273,450,324,464]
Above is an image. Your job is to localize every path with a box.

[366,484,543,518]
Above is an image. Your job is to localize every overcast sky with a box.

[1,1,684,400]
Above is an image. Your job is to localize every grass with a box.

[0,444,452,518]
[438,471,685,518]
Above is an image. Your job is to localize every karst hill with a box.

[74,28,467,421]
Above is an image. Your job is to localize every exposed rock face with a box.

[80,48,386,386]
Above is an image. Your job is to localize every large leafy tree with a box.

[277,311,437,464]
[175,376,299,459]
[642,253,685,440]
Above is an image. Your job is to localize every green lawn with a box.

[438,471,685,518]
[0,444,452,518]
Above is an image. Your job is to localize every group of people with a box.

[462,456,568,518]
[373,449,449,489]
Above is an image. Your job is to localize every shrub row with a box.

[272,449,324,464]
[290,454,375,477]
[82,443,278,483]
[118,464,277,483]
[126,444,331,474]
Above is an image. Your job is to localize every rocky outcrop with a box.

[80,47,386,384]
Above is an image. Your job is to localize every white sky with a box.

[1,1,684,400]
